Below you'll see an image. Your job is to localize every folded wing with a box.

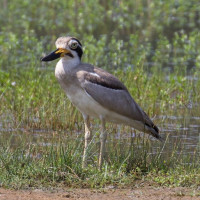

[76,64,161,140]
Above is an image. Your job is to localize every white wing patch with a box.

[89,72,100,78]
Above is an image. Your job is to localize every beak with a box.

[41,48,71,62]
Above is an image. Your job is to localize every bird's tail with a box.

[145,123,163,142]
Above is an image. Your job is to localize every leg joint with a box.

[85,131,91,140]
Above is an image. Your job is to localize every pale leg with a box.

[98,117,107,169]
[82,114,91,168]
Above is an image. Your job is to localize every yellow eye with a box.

[70,41,78,49]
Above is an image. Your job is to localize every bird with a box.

[41,36,162,169]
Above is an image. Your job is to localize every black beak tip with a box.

[40,56,51,62]
[40,49,60,62]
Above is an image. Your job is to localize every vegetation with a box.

[0,0,199,190]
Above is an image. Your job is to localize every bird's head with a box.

[41,36,83,62]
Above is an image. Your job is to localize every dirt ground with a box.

[0,186,200,200]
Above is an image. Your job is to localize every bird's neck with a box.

[55,57,81,81]
[61,57,81,69]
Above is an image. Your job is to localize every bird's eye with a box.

[69,41,78,49]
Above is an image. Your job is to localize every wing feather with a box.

[77,65,145,122]
[76,64,160,140]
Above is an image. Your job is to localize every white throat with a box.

[60,56,80,69]
[55,56,81,80]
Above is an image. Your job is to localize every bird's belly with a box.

[66,87,109,117]
[65,86,133,124]
[66,88,101,117]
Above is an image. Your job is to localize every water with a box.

[0,105,199,161]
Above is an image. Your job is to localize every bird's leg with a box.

[82,114,91,168]
[99,117,107,169]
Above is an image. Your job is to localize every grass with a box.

[0,0,200,191]
[0,45,200,189]
[0,129,199,189]
[0,66,199,130]
[0,66,199,189]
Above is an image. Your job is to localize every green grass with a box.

[0,66,199,130]
[0,129,199,189]
[0,0,200,190]
[0,63,199,189]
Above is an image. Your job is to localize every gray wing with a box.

[83,80,145,122]
[76,65,147,123]
[76,64,161,140]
